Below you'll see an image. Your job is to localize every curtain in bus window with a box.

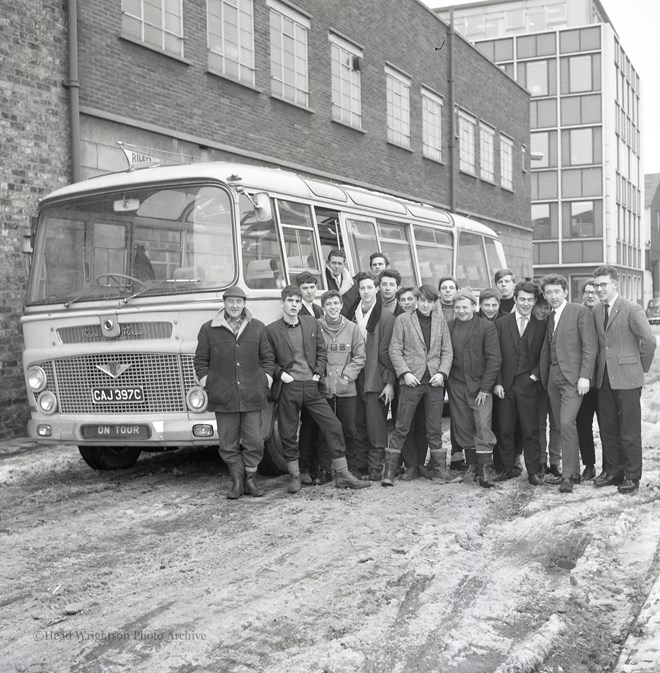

[277,200,321,285]
[414,226,453,285]
[346,218,377,273]
[377,220,415,286]
[240,193,283,289]
[456,231,489,289]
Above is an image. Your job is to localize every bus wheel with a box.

[258,417,287,476]
[78,446,142,470]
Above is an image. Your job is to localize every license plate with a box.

[92,387,144,404]
[81,424,151,439]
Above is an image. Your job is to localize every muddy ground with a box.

[2,343,660,673]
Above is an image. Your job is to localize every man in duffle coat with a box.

[194,286,274,499]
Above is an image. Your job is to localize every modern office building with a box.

[2,0,531,437]
[436,0,645,302]
[645,174,660,298]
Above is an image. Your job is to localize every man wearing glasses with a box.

[591,266,656,494]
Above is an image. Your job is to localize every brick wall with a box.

[0,1,69,437]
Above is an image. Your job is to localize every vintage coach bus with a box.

[22,160,506,472]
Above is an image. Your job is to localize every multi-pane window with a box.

[562,200,602,238]
[479,123,495,182]
[122,0,184,57]
[561,167,602,198]
[560,94,601,125]
[562,127,601,166]
[531,202,558,240]
[207,0,255,85]
[532,171,558,200]
[386,66,411,148]
[518,59,556,97]
[458,111,476,174]
[330,34,362,128]
[268,0,309,107]
[531,131,557,168]
[531,99,557,128]
[422,88,443,162]
[500,135,514,190]
[560,54,601,94]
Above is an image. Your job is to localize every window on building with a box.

[531,171,558,199]
[479,123,495,181]
[531,99,557,128]
[518,59,556,97]
[476,38,513,62]
[458,111,477,174]
[563,240,601,263]
[422,88,443,162]
[560,94,601,125]
[517,33,556,59]
[559,26,600,54]
[533,242,559,265]
[268,0,310,107]
[207,0,255,85]
[532,202,558,239]
[561,54,601,94]
[561,167,602,198]
[531,130,557,168]
[562,127,601,166]
[500,135,514,190]
[386,66,411,148]
[330,34,362,128]
[562,200,603,238]
[122,0,185,57]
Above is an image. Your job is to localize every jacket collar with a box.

[210,307,252,329]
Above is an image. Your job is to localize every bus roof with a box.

[40,161,498,237]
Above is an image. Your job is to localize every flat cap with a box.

[223,286,247,300]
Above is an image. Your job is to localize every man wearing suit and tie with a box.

[540,273,597,493]
[493,281,547,485]
[591,265,656,494]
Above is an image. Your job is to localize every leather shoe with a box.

[559,478,573,493]
[594,473,622,488]
[368,468,382,482]
[449,459,469,472]
[548,464,561,478]
[581,466,596,481]
[314,468,333,485]
[400,466,418,481]
[300,471,314,486]
[528,473,544,485]
[545,473,563,485]
[617,478,639,494]
[570,473,581,485]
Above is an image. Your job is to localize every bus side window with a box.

[414,226,453,285]
[345,218,378,273]
[456,231,489,289]
[315,207,343,272]
[377,220,415,286]
[277,200,322,285]
[240,193,284,289]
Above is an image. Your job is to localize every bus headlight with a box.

[186,386,208,413]
[37,391,58,415]
[27,366,47,393]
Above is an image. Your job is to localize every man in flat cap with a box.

[194,286,275,499]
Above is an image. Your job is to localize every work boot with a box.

[227,461,245,500]
[286,460,302,494]
[417,463,434,480]
[332,457,371,489]
[430,450,454,484]
[244,468,264,497]
[381,449,400,487]
[477,462,495,489]
[400,466,418,481]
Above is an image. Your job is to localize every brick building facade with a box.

[1,0,531,437]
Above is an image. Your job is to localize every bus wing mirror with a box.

[252,192,272,222]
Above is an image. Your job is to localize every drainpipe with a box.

[448,8,456,213]
[64,0,81,183]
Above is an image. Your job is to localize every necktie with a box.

[603,303,609,330]
[518,315,527,336]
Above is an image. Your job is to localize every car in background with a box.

[646,298,660,324]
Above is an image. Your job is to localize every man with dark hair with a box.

[384,284,453,485]
[576,279,599,480]
[478,288,504,321]
[494,269,516,314]
[369,252,389,274]
[447,288,501,488]
[493,281,547,484]
[345,271,396,480]
[325,249,353,296]
[266,285,369,493]
[437,276,459,322]
[540,273,597,493]
[194,286,274,499]
[379,269,404,315]
[295,272,323,318]
[592,265,656,494]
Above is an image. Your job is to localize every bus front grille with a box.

[38,354,197,414]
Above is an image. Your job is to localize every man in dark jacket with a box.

[447,288,502,488]
[194,286,275,500]
[267,285,369,493]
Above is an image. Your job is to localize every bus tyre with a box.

[78,446,142,470]
[258,417,287,476]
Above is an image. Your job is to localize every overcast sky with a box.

[424,0,660,175]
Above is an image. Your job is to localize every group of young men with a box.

[194,250,656,499]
